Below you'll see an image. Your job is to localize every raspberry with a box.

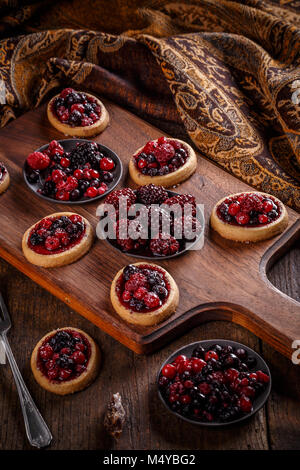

[164,194,196,210]
[27,152,50,170]
[45,236,60,251]
[60,88,75,99]
[136,184,168,205]
[150,233,180,256]
[154,142,175,164]
[105,188,136,210]
[142,140,158,154]
[116,219,134,251]
[125,273,148,292]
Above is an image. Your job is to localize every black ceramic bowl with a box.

[100,189,205,260]
[157,339,272,427]
[23,139,123,204]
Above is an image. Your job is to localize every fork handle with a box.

[1,334,52,448]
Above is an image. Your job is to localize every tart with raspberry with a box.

[22,212,94,267]
[24,140,120,202]
[31,327,101,395]
[0,162,10,194]
[47,88,109,137]
[129,136,197,187]
[110,263,179,326]
[210,191,288,242]
[101,184,202,258]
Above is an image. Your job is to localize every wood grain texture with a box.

[0,243,299,450]
[0,100,299,359]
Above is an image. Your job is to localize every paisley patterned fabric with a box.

[0,0,299,210]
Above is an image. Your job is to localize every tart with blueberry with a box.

[210,191,288,242]
[31,327,101,395]
[22,212,93,267]
[0,162,10,194]
[129,137,197,187]
[24,140,120,202]
[110,263,179,326]
[47,88,109,137]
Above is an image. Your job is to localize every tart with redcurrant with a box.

[31,327,101,395]
[210,191,288,242]
[110,263,179,326]
[24,140,120,202]
[47,88,109,137]
[0,162,10,194]
[22,212,94,267]
[129,136,197,187]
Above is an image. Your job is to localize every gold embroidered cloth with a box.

[0,0,299,210]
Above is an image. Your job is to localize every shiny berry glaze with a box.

[0,163,7,181]
[28,214,86,255]
[158,343,270,423]
[37,329,91,382]
[116,264,170,313]
[217,193,281,227]
[134,137,188,177]
[51,88,101,127]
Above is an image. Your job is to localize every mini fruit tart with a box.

[24,140,120,202]
[110,263,179,326]
[47,88,109,137]
[210,191,288,242]
[22,212,94,267]
[31,327,101,395]
[129,136,197,187]
[0,162,10,194]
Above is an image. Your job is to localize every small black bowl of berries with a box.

[157,339,271,426]
[23,139,123,204]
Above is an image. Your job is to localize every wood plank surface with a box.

[0,241,299,450]
[0,99,299,357]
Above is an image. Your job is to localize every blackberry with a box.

[55,97,65,108]
[147,270,164,287]
[101,171,113,183]
[27,170,39,183]
[42,180,56,196]
[65,92,81,107]
[129,298,144,311]
[192,345,205,358]
[56,354,74,369]
[84,103,94,115]
[136,184,168,205]
[152,285,168,299]
[30,233,43,245]
[69,110,82,126]
[123,264,139,281]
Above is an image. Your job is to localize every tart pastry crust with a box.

[129,138,197,188]
[47,92,109,137]
[31,327,101,395]
[22,212,94,267]
[110,262,179,326]
[0,168,10,194]
[210,191,288,242]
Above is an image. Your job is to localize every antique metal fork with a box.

[0,293,52,448]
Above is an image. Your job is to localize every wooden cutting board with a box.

[0,100,299,358]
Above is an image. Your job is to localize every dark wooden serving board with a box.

[0,100,299,358]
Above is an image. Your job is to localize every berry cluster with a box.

[217,193,280,226]
[26,140,116,201]
[0,163,7,181]
[134,137,188,176]
[103,184,199,257]
[159,343,270,423]
[116,264,170,312]
[37,329,90,382]
[29,214,85,254]
[52,88,101,127]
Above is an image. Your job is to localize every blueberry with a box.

[69,110,82,126]
[69,189,81,201]
[192,345,205,359]
[123,265,139,281]
[30,233,43,245]
[101,171,113,183]
[152,285,168,299]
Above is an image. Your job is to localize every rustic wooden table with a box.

[0,242,299,450]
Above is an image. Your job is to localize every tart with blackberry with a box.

[129,136,197,187]
[31,327,101,395]
[22,212,93,267]
[110,263,179,326]
[210,191,288,242]
[0,162,10,194]
[47,88,109,137]
[24,140,119,202]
